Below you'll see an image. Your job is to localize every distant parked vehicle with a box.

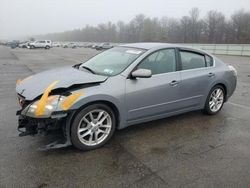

[91,43,99,49]
[84,43,92,48]
[63,43,77,48]
[19,42,30,49]
[78,43,88,48]
[8,41,19,49]
[29,40,52,49]
[85,43,94,48]
[52,42,61,47]
[95,43,113,50]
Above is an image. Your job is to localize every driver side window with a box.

[137,49,176,75]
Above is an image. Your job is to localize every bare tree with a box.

[230,10,250,43]
[38,8,250,44]
[180,16,191,43]
[189,8,202,42]
[205,10,226,43]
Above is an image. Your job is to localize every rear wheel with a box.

[71,104,116,150]
[204,85,225,115]
[45,45,50,49]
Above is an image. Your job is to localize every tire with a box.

[204,85,225,115]
[45,46,50,49]
[71,104,116,150]
[30,45,35,49]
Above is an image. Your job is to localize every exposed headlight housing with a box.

[21,91,82,118]
[22,95,66,118]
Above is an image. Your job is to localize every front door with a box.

[125,48,182,122]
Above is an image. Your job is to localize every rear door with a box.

[125,48,183,121]
[178,49,215,108]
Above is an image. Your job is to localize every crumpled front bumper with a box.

[17,114,63,137]
[16,110,75,150]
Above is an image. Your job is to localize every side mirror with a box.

[131,69,152,78]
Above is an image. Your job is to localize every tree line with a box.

[41,8,250,44]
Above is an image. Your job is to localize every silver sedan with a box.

[16,43,237,150]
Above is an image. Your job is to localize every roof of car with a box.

[119,42,210,55]
[119,43,179,50]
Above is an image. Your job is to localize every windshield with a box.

[80,47,145,76]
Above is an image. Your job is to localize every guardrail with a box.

[179,44,250,56]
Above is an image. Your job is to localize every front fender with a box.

[69,94,127,129]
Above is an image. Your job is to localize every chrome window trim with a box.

[149,56,216,76]
[127,48,178,78]
[178,49,216,73]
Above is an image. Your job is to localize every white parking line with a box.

[227,102,250,111]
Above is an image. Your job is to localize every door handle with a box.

[208,72,215,77]
[169,80,179,86]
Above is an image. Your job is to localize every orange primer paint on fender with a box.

[35,81,58,117]
[61,92,83,110]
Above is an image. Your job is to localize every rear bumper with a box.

[226,75,237,101]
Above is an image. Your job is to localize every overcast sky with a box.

[0,0,249,39]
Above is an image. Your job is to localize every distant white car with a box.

[63,43,77,48]
[95,43,113,50]
[19,42,30,49]
[29,40,52,49]
[91,43,99,49]
[52,42,61,47]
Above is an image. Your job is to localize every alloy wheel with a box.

[209,88,224,112]
[77,109,112,146]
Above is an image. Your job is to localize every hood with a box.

[16,66,107,100]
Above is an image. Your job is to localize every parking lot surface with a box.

[0,46,250,188]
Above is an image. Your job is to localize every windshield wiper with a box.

[81,65,96,74]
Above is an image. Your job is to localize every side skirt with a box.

[126,106,203,127]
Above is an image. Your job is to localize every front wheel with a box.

[204,85,225,115]
[71,104,116,150]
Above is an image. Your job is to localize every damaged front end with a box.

[17,113,66,137]
[17,110,75,150]
[15,66,107,150]
[16,81,82,150]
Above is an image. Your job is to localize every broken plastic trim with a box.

[51,111,68,119]
[38,112,76,150]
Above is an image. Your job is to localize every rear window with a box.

[180,51,206,70]
[205,55,214,67]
